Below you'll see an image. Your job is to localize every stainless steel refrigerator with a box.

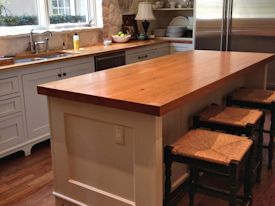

[195,0,275,89]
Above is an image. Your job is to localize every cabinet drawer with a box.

[0,115,25,152]
[0,77,19,96]
[0,97,21,118]
[126,51,156,64]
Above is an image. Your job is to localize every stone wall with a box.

[0,0,142,56]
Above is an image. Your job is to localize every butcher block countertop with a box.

[38,50,275,116]
[0,39,167,71]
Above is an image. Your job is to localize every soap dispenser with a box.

[73,33,80,51]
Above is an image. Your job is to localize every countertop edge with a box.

[37,86,161,116]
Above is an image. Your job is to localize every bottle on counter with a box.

[73,33,80,51]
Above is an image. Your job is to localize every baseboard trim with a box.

[53,191,88,206]
[69,179,135,206]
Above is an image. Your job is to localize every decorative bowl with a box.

[112,35,131,43]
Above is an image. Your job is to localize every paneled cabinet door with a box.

[61,62,94,79]
[22,69,60,140]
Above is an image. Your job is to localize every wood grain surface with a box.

[0,39,167,71]
[38,50,275,116]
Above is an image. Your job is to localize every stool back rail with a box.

[164,144,254,206]
[227,96,275,169]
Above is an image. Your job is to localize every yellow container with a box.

[73,33,80,51]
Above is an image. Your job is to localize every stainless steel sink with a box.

[14,52,76,64]
[42,53,74,59]
[14,57,48,63]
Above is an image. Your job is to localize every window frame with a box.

[42,0,98,28]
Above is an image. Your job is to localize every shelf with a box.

[153,8,193,11]
[156,37,193,43]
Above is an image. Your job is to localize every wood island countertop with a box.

[38,50,275,116]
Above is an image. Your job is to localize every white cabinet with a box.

[0,114,25,154]
[23,69,60,141]
[0,73,26,158]
[22,57,94,145]
[0,77,19,96]
[126,43,169,64]
[62,62,93,79]
[0,56,94,158]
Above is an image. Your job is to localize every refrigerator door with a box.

[195,0,228,50]
[229,0,275,52]
[228,0,275,90]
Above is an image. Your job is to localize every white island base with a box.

[47,66,267,206]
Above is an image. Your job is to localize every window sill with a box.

[0,26,103,40]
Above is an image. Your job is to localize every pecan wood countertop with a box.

[38,50,275,116]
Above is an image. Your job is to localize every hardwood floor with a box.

[0,137,274,206]
[0,141,54,206]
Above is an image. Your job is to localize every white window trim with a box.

[0,0,102,37]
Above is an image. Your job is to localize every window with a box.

[48,0,88,24]
[51,0,71,15]
[0,0,39,26]
[0,0,102,36]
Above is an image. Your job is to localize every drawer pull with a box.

[58,74,62,78]
[138,55,148,60]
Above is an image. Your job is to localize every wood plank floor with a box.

[0,137,274,206]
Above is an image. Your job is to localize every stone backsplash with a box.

[0,0,146,56]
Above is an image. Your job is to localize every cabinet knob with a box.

[58,74,62,77]
[63,73,67,76]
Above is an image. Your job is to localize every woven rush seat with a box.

[232,88,275,104]
[171,129,253,166]
[228,87,275,169]
[199,105,263,127]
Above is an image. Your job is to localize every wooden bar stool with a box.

[194,104,264,182]
[227,88,275,169]
[164,129,253,206]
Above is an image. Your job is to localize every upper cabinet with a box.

[152,0,196,48]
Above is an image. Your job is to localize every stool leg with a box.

[229,161,238,206]
[268,105,275,170]
[257,115,264,183]
[189,167,197,206]
[244,146,253,205]
[164,146,173,206]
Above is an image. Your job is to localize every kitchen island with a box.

[38,50,275,206]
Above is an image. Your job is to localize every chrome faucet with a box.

[30,29,53,53]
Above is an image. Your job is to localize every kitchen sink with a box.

[14,52,77,64]
[14,57,48,63]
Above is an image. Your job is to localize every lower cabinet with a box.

[23,69,60,141]
[0,56,94,158]
[0,114,25,156]
[126,43,169,64]
[22,59,94,146]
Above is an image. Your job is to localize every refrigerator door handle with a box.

[226,0,234,51]
[220,0,227,51]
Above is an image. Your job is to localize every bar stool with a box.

[227,88,275,169]
[193,104,264,182]
[164,129,253,206]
